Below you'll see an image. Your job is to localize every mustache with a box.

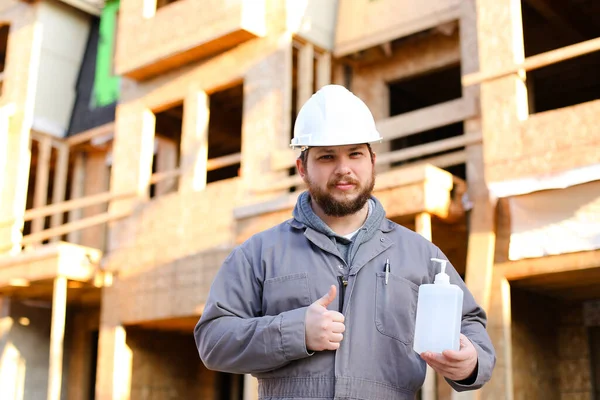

[328,176,360,187]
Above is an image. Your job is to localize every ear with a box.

[372,151,377,165]
[296,158,306,179]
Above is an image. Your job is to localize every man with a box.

[195,85,496,399]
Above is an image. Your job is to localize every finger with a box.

[323,310,345,323]
[316,285,337,308]
[422,357,461,375]
[459,334,470,349]
[442,349,469,362]
[330,322,346,334]
[421,352,454,368]
[328,333,343,343]
[326,341,341,351]
[443,337,474,361]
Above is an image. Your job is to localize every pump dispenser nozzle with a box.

[431,258,450,284]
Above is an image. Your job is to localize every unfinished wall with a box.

[0,300,51,400]
[511,289,594,400]
[106,247,231,325]
[511,288,560,399]
[334,0,460,56]
[115,0,268,79]
[126,327,217,399]
[558,302,593,399]
[66,306,101,400]
[108,35,293,272]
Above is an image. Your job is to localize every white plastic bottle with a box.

[413,258,464,354]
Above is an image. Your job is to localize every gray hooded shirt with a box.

[195,193,496,399]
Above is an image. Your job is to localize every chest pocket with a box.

[262,272,312,316]
[375,272,419,345]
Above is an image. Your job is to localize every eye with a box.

[350,151,364,157]
[318,155,334,160]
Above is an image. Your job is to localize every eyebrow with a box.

[314,146,364,155]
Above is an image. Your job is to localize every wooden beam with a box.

[297,43,314,108]
[21,210,131,247]
[375,132,482,165]
[244,374,259,400]
[207,152,242,172]
[500,276,514,399]
[414,212,436,400]
[31,136,52,244]
[47,275,67,400]
[415,212,432,241]
[67,152,85,244]
[155,137,178,196]
[179,90,209,194]
[0,190,136,226]
[50,144,69,242]
[377,98,477,142]
[66,122,115,146]
[498,250,600,281]
[31,130,64,148]
[463,36,600,86]
[149,168,181,185]
[316,52,332,90]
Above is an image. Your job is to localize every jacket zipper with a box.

[337,275,348,313]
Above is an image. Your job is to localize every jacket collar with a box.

[288,217,395,233]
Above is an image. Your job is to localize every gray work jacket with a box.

[195,218,496,400]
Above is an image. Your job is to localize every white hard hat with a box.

[290,85,382,149]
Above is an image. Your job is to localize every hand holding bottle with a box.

[420,334,478,381]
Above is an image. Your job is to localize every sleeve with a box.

[433,248,497,392]
[194,246,313,375]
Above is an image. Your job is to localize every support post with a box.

[297,43,314,108]
[179,90,209,195]
[415,212,436,400]
[50,143,69,242]
[47,276,67,400]
[67,152,85,244]
[31,136,52,245]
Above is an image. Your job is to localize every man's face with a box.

[297,144,376,217]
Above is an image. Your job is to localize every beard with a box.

[306,169,375,217]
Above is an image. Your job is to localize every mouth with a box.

[333,181,357,191]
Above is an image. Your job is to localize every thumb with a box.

[316,285,337,308]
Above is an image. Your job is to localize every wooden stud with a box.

[21,210,131,247]
[463,36,600,86]
[316,52,331,90]
[67,152,85,244]
[179,90,209,194]
[376,98,477,142]
[31,136,52,245]
[47,276,67,400]
[50,144,69,242]
[154,137,178,196]
[501,277,514,400]
[415,212,436,400]
[297,43,314,108]
[66,122,115,146]
[243,374,259,400]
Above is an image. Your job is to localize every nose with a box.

[334,159,352,176]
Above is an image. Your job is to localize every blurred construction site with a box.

[0,0,599,399]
